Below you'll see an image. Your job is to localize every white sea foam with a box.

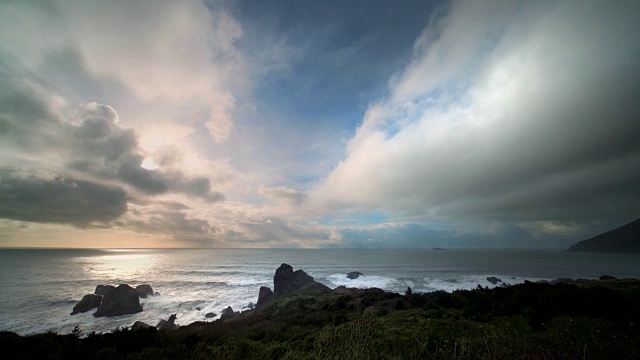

[326,273,408,290]
[422,275,548,292]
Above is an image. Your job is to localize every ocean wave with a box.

[225,278,270,286]
[422,275,547,292]
[326,273,405,290]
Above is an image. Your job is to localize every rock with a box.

[71,294,102,315]
[600,275,617,280]
[551,278,574,284]
[257,286,274,306]
[154,292,161,296]
[196,307,201,311]
[347,271,363,279]
[94,285,115,297]
[273,263,330,296]
[94,284,143,317]
[157,314,178,330]
[220,306,235,320]
[135,284,154,298]
[131,321,153,331]
[487,276,502,285]
[205,312,216,318]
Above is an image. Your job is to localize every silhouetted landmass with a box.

[2,266,639,359]
[567,217,640,253]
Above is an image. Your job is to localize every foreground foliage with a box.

[2,279,639,359]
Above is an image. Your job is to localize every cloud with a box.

[313,1,640,226]
[0,168,127,227]
[122,208,219,245]
[258,186,307,206]
[0,0,245,143]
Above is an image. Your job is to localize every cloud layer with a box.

[314,1,640,229]
[1,0,639,248]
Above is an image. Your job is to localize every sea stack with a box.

[94,284,143,317]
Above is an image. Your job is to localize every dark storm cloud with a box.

[0,168,127,227]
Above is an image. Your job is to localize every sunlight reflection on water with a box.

[74,251,160,279]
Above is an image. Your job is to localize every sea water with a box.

[1,248,639,335]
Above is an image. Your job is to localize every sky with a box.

[1,0,639,249]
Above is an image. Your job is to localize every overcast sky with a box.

[1,0,639,248]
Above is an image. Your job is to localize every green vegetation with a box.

[2,280,639,359]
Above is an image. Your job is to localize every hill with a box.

[567,217,640,253]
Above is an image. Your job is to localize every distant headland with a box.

[567,217,640,253]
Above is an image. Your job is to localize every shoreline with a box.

[3,267,639,359]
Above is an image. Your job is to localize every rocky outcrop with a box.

[273,263,330,296]
[135,284,154,298]
[94,285,115,297]
[487,276,502,285]
[220,306,235,320]
[157,314,178,330]
[257,286,274,306]
[347,271,363,279]
[600,275,617,280]
[131,321,153,331]
[94,284,143,317]
[71,294,103,315]
[205,312,216,318]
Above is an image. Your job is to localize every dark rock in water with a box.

[600,275,617,280]
[154,292,161,296]
[195,307,201,311]
[551,278,574,284]
[487,276,502,285]
[71,294,102,315]
[220,306,235,320]
[135,284,154,298]
[131,321,153,331]
[94,285,115,297]
[94,284,142,317]
[257,286,274,306]
[157,314,178,330]
[347,271,363,279]
[273,263,330,296]
[205,312,216,318]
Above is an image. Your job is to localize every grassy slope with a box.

[2,279,639,359]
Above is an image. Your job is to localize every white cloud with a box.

[312,1,640,224]
[0,0,245,143]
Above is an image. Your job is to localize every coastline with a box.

[3,264,640,359]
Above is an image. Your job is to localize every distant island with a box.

[567,217,640,253]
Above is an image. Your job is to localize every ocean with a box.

[1,248,639,336]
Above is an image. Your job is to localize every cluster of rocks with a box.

[131,314,178,331]
[71,284,156,317]
[256,263,331,307]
